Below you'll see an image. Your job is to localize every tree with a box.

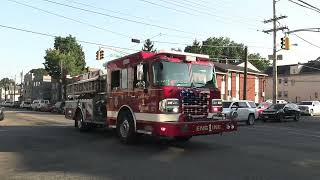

[43,35,86,80]
[43,35,86,99]
[0,78,14,88]
[30,68,48,79]
[248,53,270,71]
[142,39,156,52]
[184,36,270,71]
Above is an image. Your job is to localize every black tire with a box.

[294,112,301,121]
[278,114,284,122]
[117,111,136,144]
[75,112,88,131]
[174,136,192,143]
[247,114,255,125]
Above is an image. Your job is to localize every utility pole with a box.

[243,46,248,100]
[60,59,64,101]
[13,75,16,102]
[272,0,277,104]
[263,0,287,104]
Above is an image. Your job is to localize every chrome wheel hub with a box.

[120,120,130,138]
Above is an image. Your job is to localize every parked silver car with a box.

[222,100,258,125]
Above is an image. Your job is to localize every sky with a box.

[0,0,319,82]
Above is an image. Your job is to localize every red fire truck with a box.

[65,50,237,143]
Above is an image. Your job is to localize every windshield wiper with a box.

[193,82,206,87]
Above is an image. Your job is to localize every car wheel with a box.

[294,112,301,121]
[246,114,255,125]
[310,110,314,116]
[75,112,88,131]
[117,111,136,144]
[278,114,284,122]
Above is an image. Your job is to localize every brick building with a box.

[214,62,268,103]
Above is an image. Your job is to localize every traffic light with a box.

[280,37,285,49]
[280,36,290,50]
[285,36,290,50]
[96,50,100,60]
[99,49,104,60]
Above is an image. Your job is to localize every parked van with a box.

[31,100,40,110]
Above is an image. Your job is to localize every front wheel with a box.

[294,112,301,121]
[117,111,136,144]
[247,114,255,125]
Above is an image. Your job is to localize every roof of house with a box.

[213,62,267,75]
[265,63,320,76]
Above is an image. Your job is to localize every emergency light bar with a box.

[158,50,210,59]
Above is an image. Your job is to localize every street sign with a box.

[268,54,283,60]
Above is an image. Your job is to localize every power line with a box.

[297,0,320,12]
[0,24,140,52]
[64,0,176,27]
[174,0,262,22]
[40,0,193,34]
[139,0,264,30]
[288,0,320,13]
[137,0,197,16]
[293,33,320,49]
[7,0,132,38]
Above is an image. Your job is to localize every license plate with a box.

[196,124,222,132]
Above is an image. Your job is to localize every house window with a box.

[284,91,288,98]
[111,70,120,90]
[284,78,288,86]
[278,91,282,98]
[291,80,295,86]
[278,78,282,84]
[315,92,318,99]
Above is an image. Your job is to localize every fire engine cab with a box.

[65,50,237,144]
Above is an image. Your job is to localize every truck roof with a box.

[104,51,212,69]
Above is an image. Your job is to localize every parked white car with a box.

[37,100,50,110]
[298,101,320,116]
[31,100,40,110]
[222,100,258,125]
[20,101,31,109]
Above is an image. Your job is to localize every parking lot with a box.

[0,109,320,180]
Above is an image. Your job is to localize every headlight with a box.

[159,98,180,113]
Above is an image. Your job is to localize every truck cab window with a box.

[111,70,120,89]
[134,64,149,88]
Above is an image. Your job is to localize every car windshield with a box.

[222,102,232,108]
[268,104,286,110]
[153,61,216,88]
[300,102,313,105]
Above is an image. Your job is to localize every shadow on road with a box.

[0,124,235,180]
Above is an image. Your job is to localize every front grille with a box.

[181,89,210,121]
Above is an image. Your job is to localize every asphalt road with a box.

[1,109,320,180]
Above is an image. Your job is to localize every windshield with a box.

[222,102,232,108]
[152,61,216,88]
[300,102,313,105]
[268,104,286,110]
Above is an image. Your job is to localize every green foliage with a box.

[184,36,270,71]
[30,68,48,79]
[0,78,14,88]
[43,35,86,80]
[142,39,156,52]
[248,53,270,71]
